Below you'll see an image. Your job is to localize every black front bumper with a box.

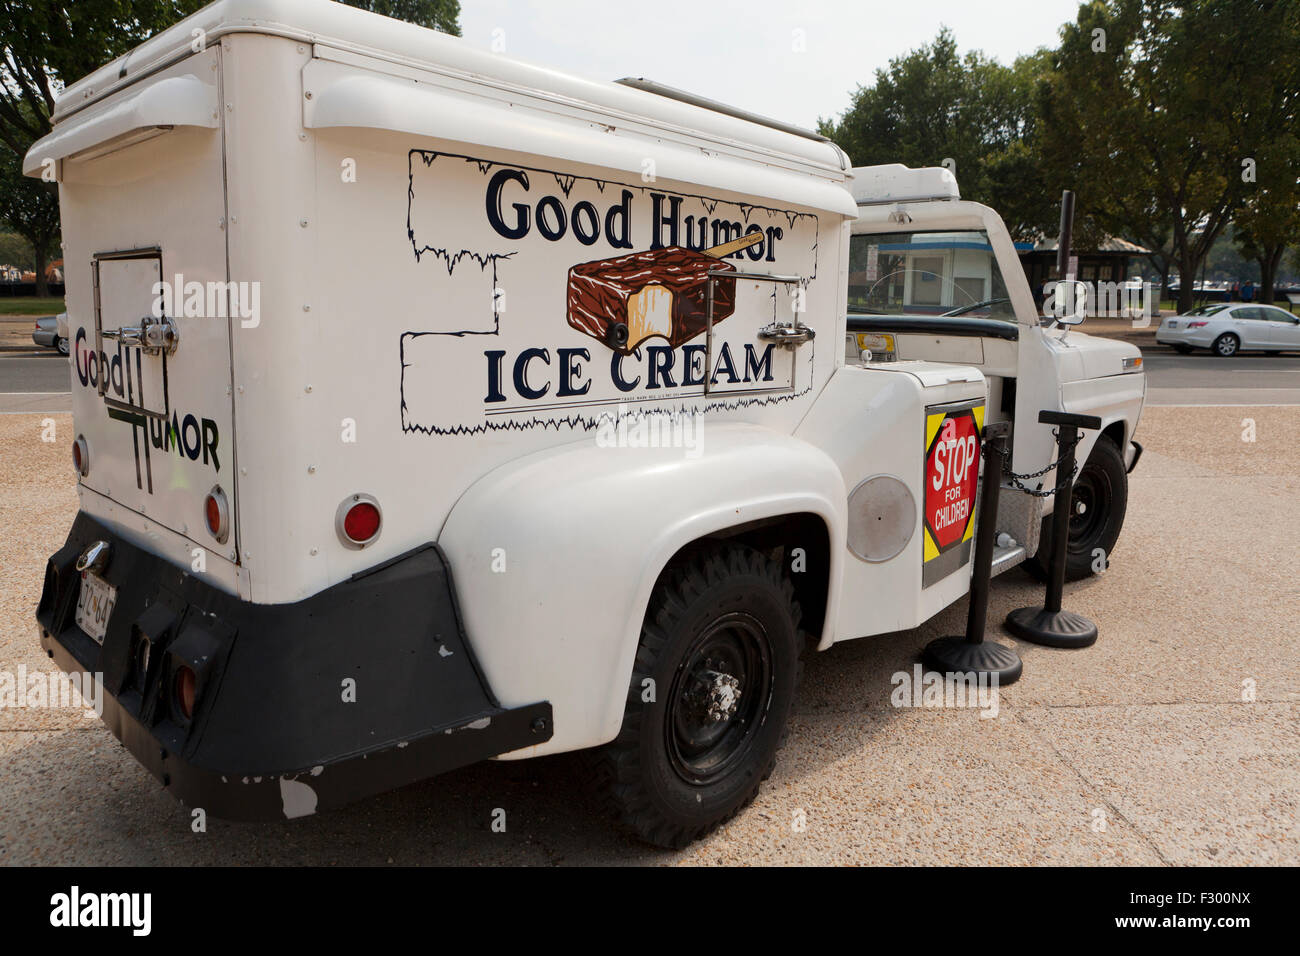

[37,513,552,821]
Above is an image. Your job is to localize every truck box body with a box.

[31,0,856,607]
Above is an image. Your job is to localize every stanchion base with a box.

[1005,606,1098,648]
[921,636,1023,684]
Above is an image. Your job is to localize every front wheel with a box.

[1025,434,1129,582]
[1213,333,1240,357]
[590,544,804,848]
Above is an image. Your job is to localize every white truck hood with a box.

[1044,328,1142,383]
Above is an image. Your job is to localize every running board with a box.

[991,543,1027,576]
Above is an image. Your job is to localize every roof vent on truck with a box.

[849,164,961,206]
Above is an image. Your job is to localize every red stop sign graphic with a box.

[925,412,979,551]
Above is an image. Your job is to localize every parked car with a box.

[1155,302,1300,356]
[31,312,69,354]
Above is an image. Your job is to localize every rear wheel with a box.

[56,337,69,356]
[1026,434,1129,582]
[1213,333,1240,357]
[590,544,803,848]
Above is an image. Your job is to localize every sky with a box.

[458,0,1085,131]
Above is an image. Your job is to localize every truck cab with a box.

[844,164,1145,581]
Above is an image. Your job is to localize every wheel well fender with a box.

[436,424,846,757]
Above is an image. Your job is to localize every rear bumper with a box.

[36,512,553,821]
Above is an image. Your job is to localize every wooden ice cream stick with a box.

[702,233,763,258]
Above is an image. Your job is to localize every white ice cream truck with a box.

[29,0,1145,847]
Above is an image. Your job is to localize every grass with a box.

[0,296,65,317]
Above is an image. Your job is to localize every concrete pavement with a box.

[0,405,1295,865]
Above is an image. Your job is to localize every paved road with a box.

[0,353,72,413]
[0,353,69,391]
[1141,352,1300,405]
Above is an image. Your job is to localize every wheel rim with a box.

[1067,463,1110,556]
[666,611,773,786]
[1218,336,1237,355]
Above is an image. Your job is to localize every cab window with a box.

[849,230,1015,322]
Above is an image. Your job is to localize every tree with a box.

[1039,0,1300,313]
[1231,68,1300,302]
[0,147,59,294]
[1,1,210,294]
[817,29,1058,240]
[341,0,461,35]
[0,229,34,271]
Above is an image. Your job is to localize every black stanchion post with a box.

[922,420,1022,683]
[1005,409,1102,648]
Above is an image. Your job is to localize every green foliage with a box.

[818,29,1058,239]
[0,230,35,271]
[340,0,461,35]
[1039,0,1300,310]
[0,1,210,150]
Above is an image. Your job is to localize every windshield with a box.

[849,230,1016,322]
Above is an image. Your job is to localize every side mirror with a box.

[1044,279,1089,326]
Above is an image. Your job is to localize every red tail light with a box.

[205,486,230,544]
[72,435,89,476]
[173,665,197,721]
[1187,321,1209,328]
[337,494,382,548]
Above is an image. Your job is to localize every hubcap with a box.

[1067,466,1109,555]
[666,611,773,786]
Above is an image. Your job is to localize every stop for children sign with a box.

[922,402,983,586]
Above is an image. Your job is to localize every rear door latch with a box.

[758,322,816,349]
[102,315,180,355]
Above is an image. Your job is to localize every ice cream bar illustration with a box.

[566,233,763,353]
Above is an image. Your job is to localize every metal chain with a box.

[981,428,1080,498]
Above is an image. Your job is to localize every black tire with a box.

[1213,333,1240,357]
[1025,434,1129,583]
[1172,343,1192,354]
[56,337,69,356]
[590,543,804,848]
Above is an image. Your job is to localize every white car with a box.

[1156,302,1300,356]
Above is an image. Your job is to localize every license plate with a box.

[75,571,117,645]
